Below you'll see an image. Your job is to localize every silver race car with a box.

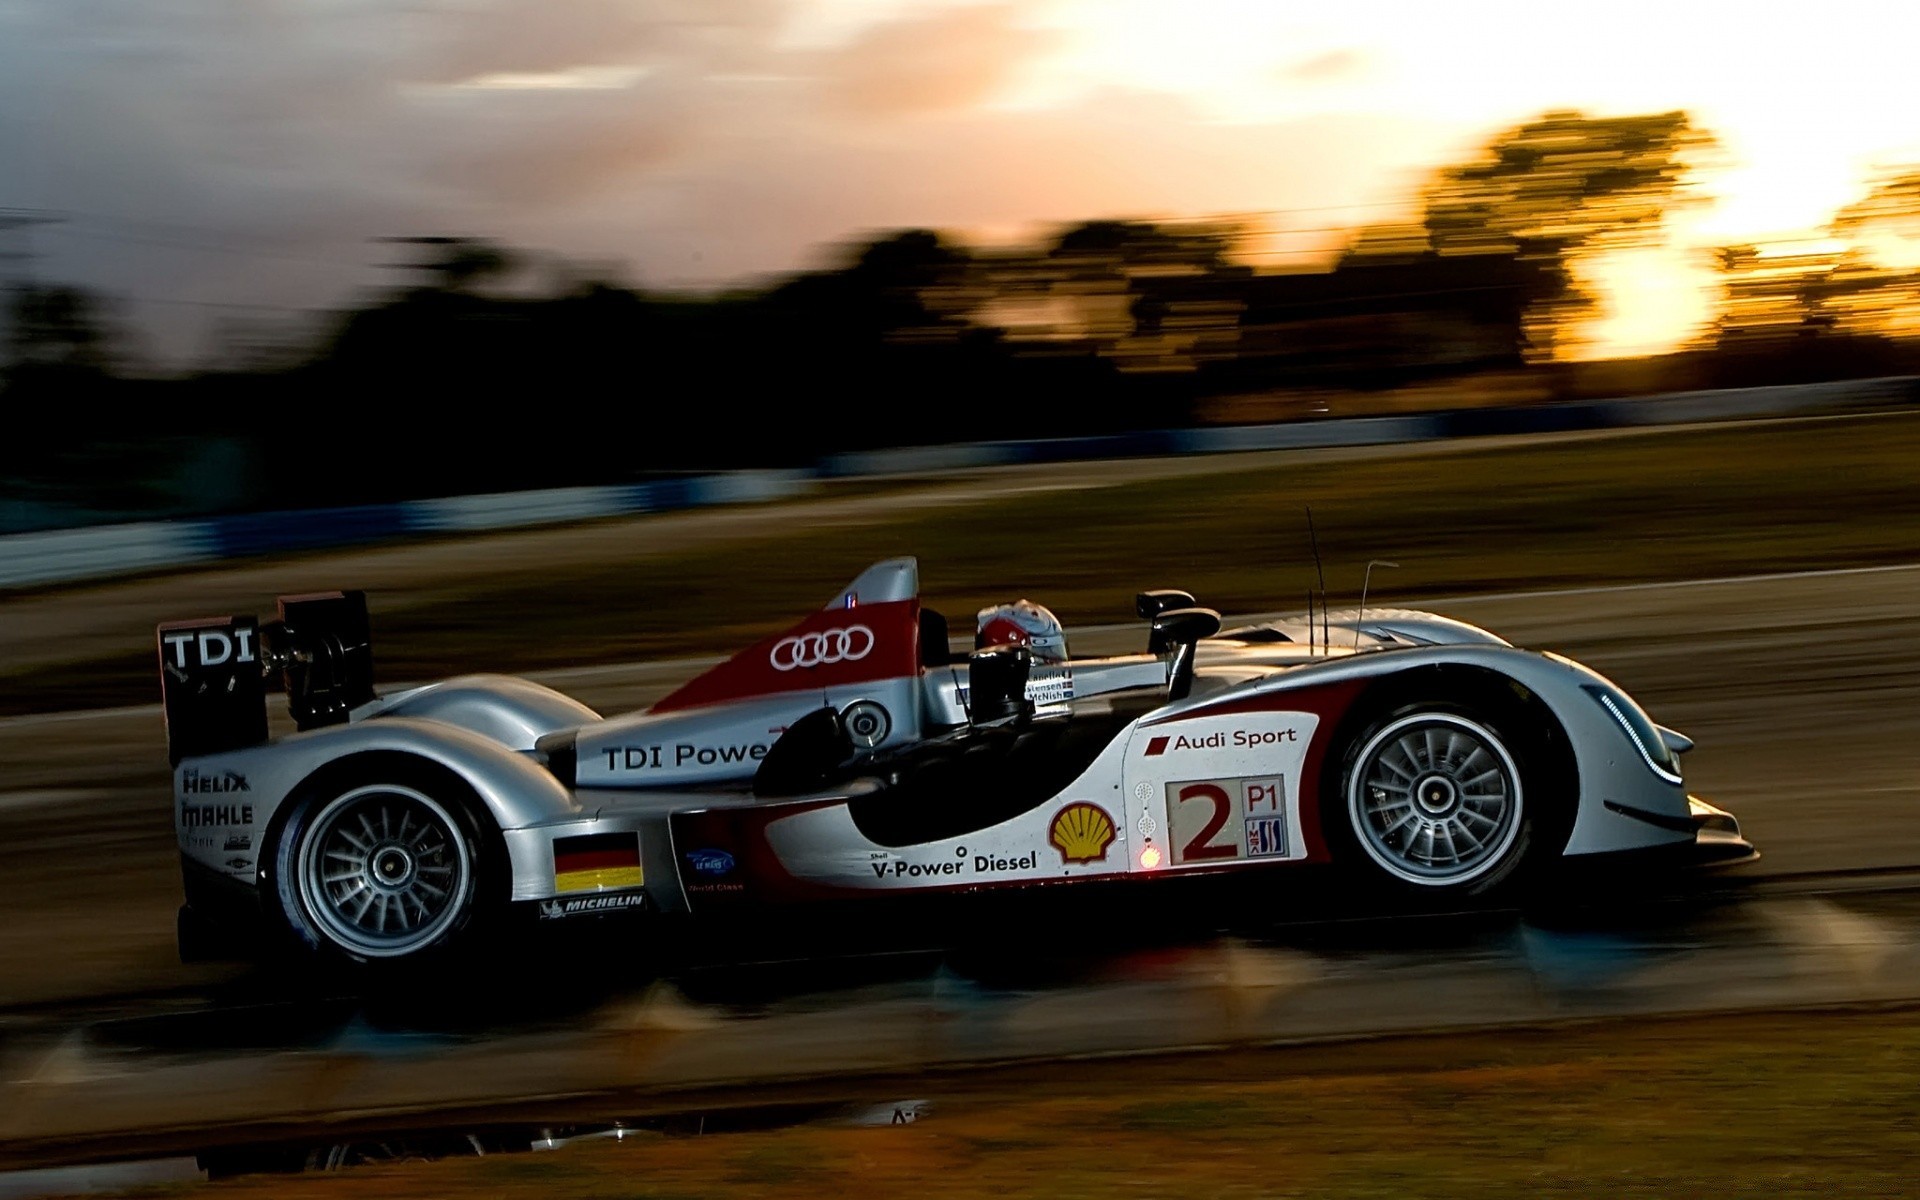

[159,557,1751,966]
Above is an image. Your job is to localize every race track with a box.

[1,560,1918,1166]
[1,561,1917,1011]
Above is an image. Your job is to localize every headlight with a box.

[1582,683,1684,786]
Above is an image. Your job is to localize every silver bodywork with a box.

[172,558,1742,932]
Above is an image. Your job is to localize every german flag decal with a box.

[553,832,643,893]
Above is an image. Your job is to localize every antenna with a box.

[1305,507,1327,597]
[1305,507,1328,654]
[1355,560,1400,649]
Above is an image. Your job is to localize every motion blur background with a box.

[5,0,1920,528]
[10,5,1920,1197]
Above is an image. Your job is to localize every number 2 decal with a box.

[1174,782,1237,861]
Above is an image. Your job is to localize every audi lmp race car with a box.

[160,558,1752,967]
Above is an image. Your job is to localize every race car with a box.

[159,557,1752,966]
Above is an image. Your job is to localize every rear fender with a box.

[356,674,601,750]
[177,716,580,887]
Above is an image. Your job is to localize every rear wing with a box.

[158,590,375,765]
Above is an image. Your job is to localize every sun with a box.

[989,0,1920,359]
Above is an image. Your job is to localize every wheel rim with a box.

[1347,713,1522,886]
[299,784,472,958]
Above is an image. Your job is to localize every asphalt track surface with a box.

[2,554,1920,1168]
[6,558,1920,1003]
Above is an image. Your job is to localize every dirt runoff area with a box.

[101,1005,1920,1199]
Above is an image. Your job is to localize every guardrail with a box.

[3,375,1911,591]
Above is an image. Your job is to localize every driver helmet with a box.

[975,599,1069,664]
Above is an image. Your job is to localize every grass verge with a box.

[122,1005,1920,1199]
[10,411,1920,714]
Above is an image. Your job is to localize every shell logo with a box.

[1048,802,1116,865]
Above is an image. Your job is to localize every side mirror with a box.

[967,643,1033,725]
[1150,607,1222,702]
[918,608,955,667]
[1136,589,1198,620]
[1149,607,1221,655]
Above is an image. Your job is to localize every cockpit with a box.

[755,596,1223,839]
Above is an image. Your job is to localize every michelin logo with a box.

[538,892,648,919]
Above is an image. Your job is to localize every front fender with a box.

[1169,644,1697,860]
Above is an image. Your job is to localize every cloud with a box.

[2,1,801,222]
[0,0,1442,362]
[404,75,707,205]
[415,0,786,85]
[571,88,1451,287]
[1284,48,1366,83]
[820,3,1065,117]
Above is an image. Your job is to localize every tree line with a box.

[6,109,1920,529]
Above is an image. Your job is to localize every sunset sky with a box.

[3,0,1917,363]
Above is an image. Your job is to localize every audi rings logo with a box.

[770,625,875,671]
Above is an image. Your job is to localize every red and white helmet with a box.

[975,599,1068,664]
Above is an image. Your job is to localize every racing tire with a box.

[272,758,496,969]
[1325,701,1546,901]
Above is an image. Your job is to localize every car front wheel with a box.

[1342,708,1530,895]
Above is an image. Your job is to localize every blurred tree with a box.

[1029,219,1251,372]
[1049,219,1240,276]
[0,284,188,528]
[844,227,976,337]
[1827,168,1920,338]
[725,229,1010,459]
[379,235,518,293]
[295,245,670,503]
[1710,167,1920,348]
[1832,170,1920,255]
[1418,110,1716,359]
[1708,243,1840,344]
[4,284,119,377]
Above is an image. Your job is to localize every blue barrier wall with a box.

[3,376,1910,591]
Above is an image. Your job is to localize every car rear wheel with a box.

[1338,707,1533,896]
[276,769,485,964]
